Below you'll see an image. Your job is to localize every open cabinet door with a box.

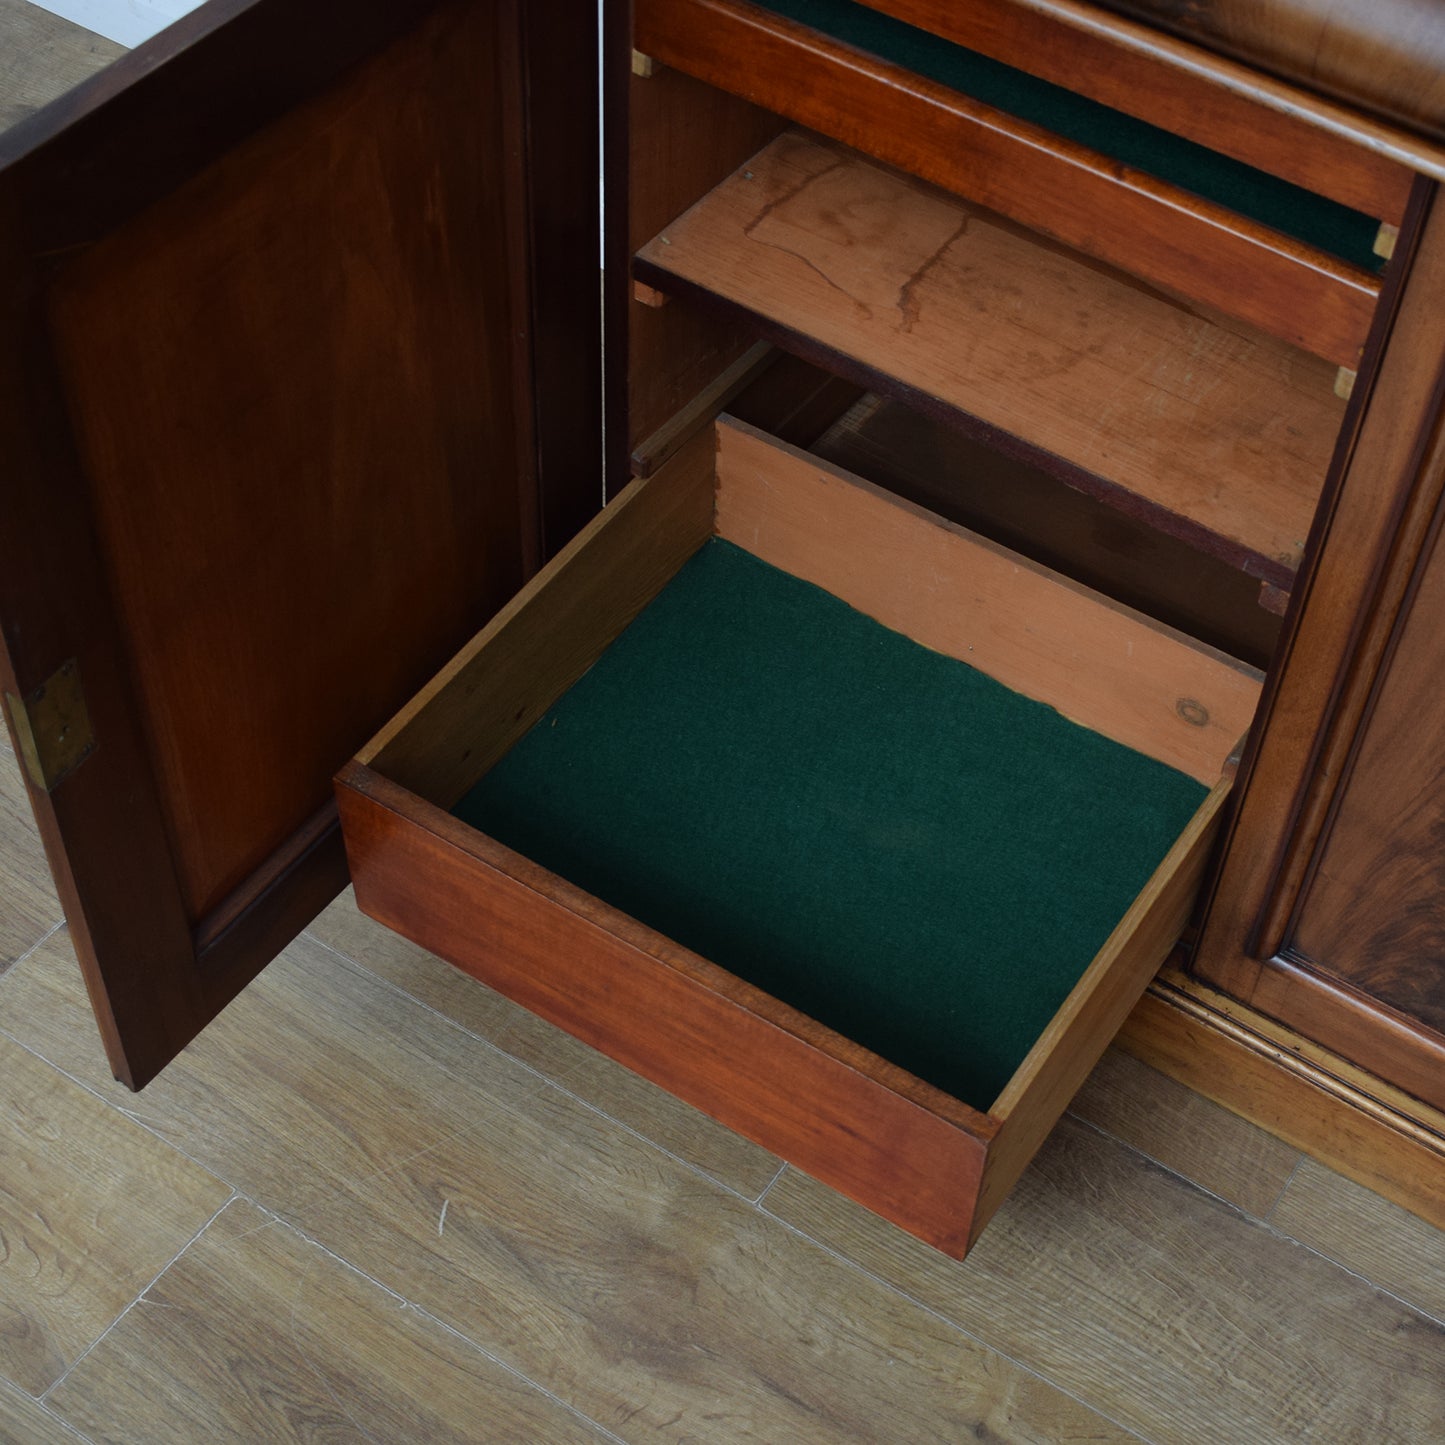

[0,0,603,1087]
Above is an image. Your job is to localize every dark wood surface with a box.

[1192,179,1445,1101]
[1292,486,1445,1015]
[850,0,1416,221]
[1278,487,1445,1098]
[1098,0,1445,142]
[636,0,1381,367]
[518,0,609,550]
[0,0,601,1087]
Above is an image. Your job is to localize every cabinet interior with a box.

[626,1,1391,674]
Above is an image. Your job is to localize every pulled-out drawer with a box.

[335,416,1260,1257]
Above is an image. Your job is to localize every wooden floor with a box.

[5,733,1445,1443]
[3,13,1445,1442]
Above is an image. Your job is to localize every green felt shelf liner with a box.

[753,0,1384,275]
[455,540,1207,1112]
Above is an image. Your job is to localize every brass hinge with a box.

[4,659,95,792]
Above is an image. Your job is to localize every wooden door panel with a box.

[1291,499,1445,1040]
[0,0,602,1086]
[1192,179,1445,1105]
[48,7,532,923]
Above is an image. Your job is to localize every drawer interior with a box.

[340,417,1260,1253]
[453,529,1208,1111]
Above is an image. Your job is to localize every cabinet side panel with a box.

[628,62,785,452]
[46,2,532,925]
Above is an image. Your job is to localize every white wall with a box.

[26,0,203,47]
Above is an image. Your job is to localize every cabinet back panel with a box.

[46,1,534,922]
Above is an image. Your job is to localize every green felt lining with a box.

[754,0,1383,274]
[455,540,1207,1112]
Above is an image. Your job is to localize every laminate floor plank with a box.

[0,923,1131,1443]
[0,0,124,131]
[0,1376,85,1444]
[0,928,555,1227]
[765,1119,1445,1444]
[295,1087,1134,1443]
[0,744,63,973]
[45,1197,609,1445]
[1270,1157,1445,1325]
[0,1032,230,1397]
[1069,1047,1302,1216]
[308,889,781,1199]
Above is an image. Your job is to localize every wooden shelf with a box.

[633,132,1348,588]
[635,0,1383,368]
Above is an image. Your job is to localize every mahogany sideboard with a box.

[2,0,1443,1252]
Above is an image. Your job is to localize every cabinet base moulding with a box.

[1121,970,1445,1231]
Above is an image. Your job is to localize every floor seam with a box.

[752,1201,1160,1445]
[305,928,780,1207]
[2,916,66,975]
[38,1191,237,1406]
[0,1024,240,1190]
[250,1202,628,1444]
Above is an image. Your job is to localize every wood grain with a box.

[628,61,786,450]
[306,888,783,1200]
[715,419,1261,782]
[4,834,1442,1439]
[848,0,1418,219]
[1099,0,1445,143]
[0,0,586,1090]
[1247,957,1445,1118]
[47,1,532,923]
[1290,496,1445,1046]
[338,766,994,1258]
[0,0,609,1087]
[293,1073,1132,1442]
[636,0,1381,366]
[0,745,61,972]
[639,133,1345,584]
[0,0,124,132]
[1069,1047,1301,1217]
[46,1199,607,1444]
[0,1378,78,1445]
[0,1032,228,1395]
[766,1117,1445,1443]
[0,927,558,1227]
[1270,1158,1445,1325]
[630,338,773,475]
[360,425,717,807]
[1191,184,1445,1026]
[812,393,1284,668]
